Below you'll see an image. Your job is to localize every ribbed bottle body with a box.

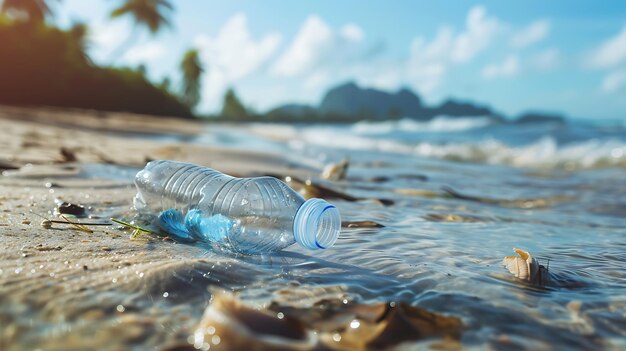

[134,160,304,253]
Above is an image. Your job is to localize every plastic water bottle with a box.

[133,160,341,254]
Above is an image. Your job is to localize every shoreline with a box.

[0,106,321,349]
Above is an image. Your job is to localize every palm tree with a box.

[221,88,248,119]
[108,0,173,61]
[110,0,173,34]
[180,49,204,109]
[1,0,55,23]
[69,22,91,64]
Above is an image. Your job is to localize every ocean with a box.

[192,116,626,349]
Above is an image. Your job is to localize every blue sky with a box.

[55,1,626,120]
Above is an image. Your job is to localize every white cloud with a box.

[267,6,501,100]
[450,6,501,63]
[340,23,364,42]
[268,15,373,98]
[124,42,165,64]
[271,15,333,77]
[511,20,550,48]
[264,7,504,107]
[530,48,560,70]
[602,69,626,93]
[87,21,133,63]
[406,6,500,93]
[586,25,626,69]
[482,55,520,79]
[194,13,282,110]
[90,22,129,52]
[410,27,454,62]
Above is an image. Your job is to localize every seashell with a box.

[193,292,316,350]
[322,159,349,181]
[503,248,550,285]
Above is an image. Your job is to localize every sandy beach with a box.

[2,106,625,351]
[0,106,332,350]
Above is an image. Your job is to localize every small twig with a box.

[47,220,111,226]
[61,215,93,233]
[28,212,112,230]
[110,218,153,239]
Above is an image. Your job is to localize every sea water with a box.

[197,116,626,349]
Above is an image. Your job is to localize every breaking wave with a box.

[295,129,626,169]
[351,116,494,134]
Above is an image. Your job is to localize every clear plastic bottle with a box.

[133,160,341,254]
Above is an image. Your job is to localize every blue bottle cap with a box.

[293,198,341,250]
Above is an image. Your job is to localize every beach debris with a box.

[35,245,63,251]
[503,248,550,286]
[0,160,20,171]
[190,293,462,351]
[60,147,78,163]
[60,215,93,233]
[284,175,358,202]
[284,175,395,206]
[424,213,485,223]
[40,220,53,229]
[31,211,110,231]
[322,158,349,181]
[343,220,385,228]
[55,202,87,217]
[395,188,443,198]
[268,298,463,350]
[192,292,315,350]
[111,218,153,239]
[442,186,572,209]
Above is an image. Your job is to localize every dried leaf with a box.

[443,186,572,209]
[285,176,358,202]
[395,188,442,197]
[194,293,315,350]
[270,300,462,350]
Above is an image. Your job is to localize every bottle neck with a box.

[293,198,341,250]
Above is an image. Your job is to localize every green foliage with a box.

[180,49,203,109]
[220,88,248,119]
[110,0,173,34]
[0,20,192,117]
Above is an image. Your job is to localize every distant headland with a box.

[253,81,566,124]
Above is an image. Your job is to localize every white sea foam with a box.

[213,121,626,170]
[351,116,493,135]
[411,137,626,169]
[295,127,626,169]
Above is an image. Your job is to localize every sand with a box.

[0,106,322,350]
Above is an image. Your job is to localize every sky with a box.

[54,0,626,120]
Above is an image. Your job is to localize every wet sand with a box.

[0,106,327,350]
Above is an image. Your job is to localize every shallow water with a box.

[199,119,626,349]
[2,118,626,350]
